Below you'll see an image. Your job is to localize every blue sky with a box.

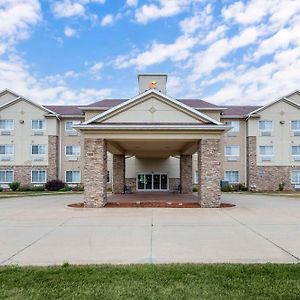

[0,0,300,106]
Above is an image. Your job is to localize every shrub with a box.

[221,185,233,192]
[240,185,248,191]
[278,182,285,191]
[0,187,3,192]
[59,186,72,192]
[193,186,198,192]
[107,186,112,192]
[30,185,45,192]
[9,182,20,191]
[18,185,32,192]
[45,180,65,191]
[72,185,84,192]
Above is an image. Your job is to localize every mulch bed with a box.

[68,202,235,208]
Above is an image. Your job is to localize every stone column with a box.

[180,155,193,194]
[48,135,59,181]
[198,139,221,207]
[84,138,107,208]
[247,136,257,189]
[113,154,125,194]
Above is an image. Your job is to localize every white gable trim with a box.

[0,88,20,98]
[248,96,300,116]
[83,89,222,125]
[0,96,57,115]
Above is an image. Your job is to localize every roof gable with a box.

[83,89,222,125]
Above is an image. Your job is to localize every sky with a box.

[0,0,300,106]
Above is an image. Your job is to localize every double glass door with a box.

[137,173,168,191]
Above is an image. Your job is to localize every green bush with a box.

[72,185,84,192]
[192,186,198,192]
[59,186,73,192]
[0,186,3,192]
[45,180,65,191]
[107,186,112,192]
[9,182,20,191]
[221,185,233,192]
[30,185,45,192]
[278,182,285,191]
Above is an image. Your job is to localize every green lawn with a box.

[0,264,300,299]
[0,191,83,199]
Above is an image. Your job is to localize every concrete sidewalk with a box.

[0,193,300,265]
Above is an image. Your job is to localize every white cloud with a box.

[101,14,113,26]
[126,0,138,7]
[114,35,198,69]
[64,26,77,37]
[52,0,105,18]
[135,0,199,24]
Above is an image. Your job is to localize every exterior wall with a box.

[287,92,300,105]
[180,155,193,194]
[84,110,105,122]
[0,91,18,106]
[198,110,220,122]
[247,101,300,167]
[247,136,300,191]
[220,118,247,184]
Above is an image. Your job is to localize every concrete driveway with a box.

[0,193,300,265]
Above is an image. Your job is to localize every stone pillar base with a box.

[180,155,193,194]
[113,154,125,194]
[198,139,221,208]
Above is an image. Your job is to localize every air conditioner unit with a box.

[34,131,44,136]
[227,157,238,161]
[261,156,272,162]
[261,131,271,136]
[33,156,44,161]
[294,131,300,136]
[67,131,78,136]
[1,156,11,161]
[227,132,237,137]
[294,185,300,189]
[293,156,300,161]
[68,156,78,161]
[1,131,11,136]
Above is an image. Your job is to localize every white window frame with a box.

[292,145,300,157]
[65,121,80,132]
[291,171,300,184]
[31,120,46,130]
[0,119,14,130]
[0,144,14,155]
[225,121,240,133]
[0,170,14,183]
[291,120,300,132]
[259,120,273,132]
[224,146,240,156]
[31,170,47,183]
[259,145,274,156]
[224,170,240,183]
[65,145,81,156]
[31,144,47,155]
[65,170,81,184]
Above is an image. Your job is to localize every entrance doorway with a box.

[137,173,168,191]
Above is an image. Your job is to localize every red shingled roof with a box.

[43,105,83,115]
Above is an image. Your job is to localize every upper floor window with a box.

[224,146,240,156]
[0,170,13,183]
[31,170,46,183]
[65,146,80,156]
[66,170,81,183]
[32,120,46,130]
[65,121,80,131]
[0,145,14,155]
[291,120,300,131]
[225,121,239,133]
[259,145,273,155]
[259,120,273,131]
[0,120,14,130]
[291,171,300,184]
[224,170,240,183]
[32,145,46,155]
[292,146,300,156]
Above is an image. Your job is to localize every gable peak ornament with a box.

[148,80,157,89]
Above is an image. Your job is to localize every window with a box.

[31,170,46,183]
[291,171,300,184]
[194,170,199,184]
[32,145,46,155]
[259,120,273,131]
[66,171,81,183]
[224,171,240,183]
[65,146,80,156]
[0,120,14,130]
[225,121,239,132]
[0,170,13,183]
[0,145,14,155]
[291,120,300,131]
[107,171,110,183]
[65,121,80,131]
[292,146,300,156]
[224,146,240,156]
[32,120,45,130]
[259,146,273,155]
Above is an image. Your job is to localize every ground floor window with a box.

[0,170,13,183]
[137,173,168,190]
[31,170,46,183]
[291,171,300,184]
[66,171,81,183]
[224,171,240,183]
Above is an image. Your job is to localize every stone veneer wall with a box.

[84,138,107,207]
[180,155,193,194]
[125,177,180,192]
[112,155,125,194]
[247,136,300,191]
[169,178,180,190]
[0,135,58,185]
[198,139,221,208]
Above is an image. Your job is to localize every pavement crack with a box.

[224,211,300,262]
[0,219,69,265]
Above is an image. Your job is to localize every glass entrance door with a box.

[137,173,168,191]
